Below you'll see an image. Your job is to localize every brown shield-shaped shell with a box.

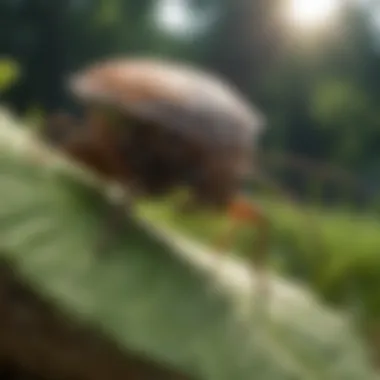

[68,58,266,153]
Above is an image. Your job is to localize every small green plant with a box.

[0,58,21,93]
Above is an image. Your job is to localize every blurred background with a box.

[1,0,380,364]
[1,0,380,201]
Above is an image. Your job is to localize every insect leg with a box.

[214,195,271,301]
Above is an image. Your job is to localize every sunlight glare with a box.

[287,0,341,28]
[155,0,194,35]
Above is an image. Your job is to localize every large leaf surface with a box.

[0,109,378,380]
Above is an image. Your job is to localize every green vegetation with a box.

[1,0,380,376]
[0,110,379,379]
[139,196,380,320]
[0,59,21,93]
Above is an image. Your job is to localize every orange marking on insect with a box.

[228,197,263,223]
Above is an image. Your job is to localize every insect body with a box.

[44,58,269,275]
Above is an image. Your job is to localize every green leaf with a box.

[0,109,378,379]
[0,59,21,93]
